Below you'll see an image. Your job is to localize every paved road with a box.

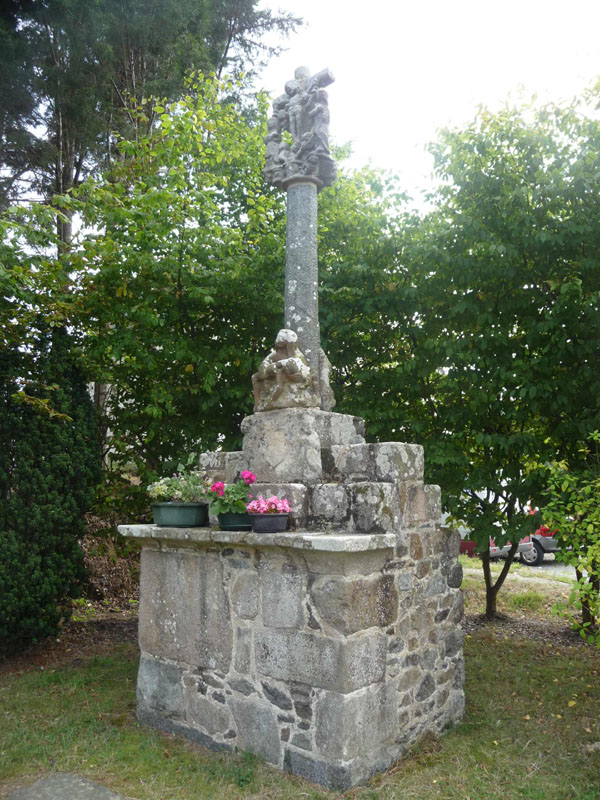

[518,553,576,580]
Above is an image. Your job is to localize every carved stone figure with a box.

[263,66,337,189]
[252,329,319,412]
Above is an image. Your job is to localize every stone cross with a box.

[263,66,336,411]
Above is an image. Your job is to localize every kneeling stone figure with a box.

[252,329,319,412]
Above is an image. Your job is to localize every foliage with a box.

[322,97,600,617]
[209,471,256,515]
[67,74,286,483]
[0,0,301,209]
[318,161,413,413]
[0,328,102,653]
[147,467,212,504]
[541,432,600,643]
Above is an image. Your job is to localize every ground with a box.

[1,542,599,800]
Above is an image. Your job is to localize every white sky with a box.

[258,0,600,199]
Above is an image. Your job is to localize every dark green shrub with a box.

[0,328,102,654]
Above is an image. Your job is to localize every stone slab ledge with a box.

[118,524,395,552]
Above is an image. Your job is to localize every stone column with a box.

[284,179,320,382]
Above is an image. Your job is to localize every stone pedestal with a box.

[120,409,465,790]
[118,526,465,790]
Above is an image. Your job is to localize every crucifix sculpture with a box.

[258,65,337,412]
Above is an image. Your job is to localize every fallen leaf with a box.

[568,701,576,707]
[522,714,531,720]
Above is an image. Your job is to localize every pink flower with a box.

[241,470,257,485]
[246,493,292,514]
[210,481,225,496]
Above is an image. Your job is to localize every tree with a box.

[0,325,102,653]
[0,0,301,212]
[541,432,600,643]
[321,97,600,617]
[67,75,286,481]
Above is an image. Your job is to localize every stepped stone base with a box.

[120,410,465,789]
[118,527,465,790]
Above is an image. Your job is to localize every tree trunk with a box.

[578,565,599,631]
[482,541,519,619]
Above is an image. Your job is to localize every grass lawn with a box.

[1,569,599,799]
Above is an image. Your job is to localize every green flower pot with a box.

[217,511,252,531]
[152,502,209,527]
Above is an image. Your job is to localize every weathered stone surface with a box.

[451,591,465,624]
[234,626,252,673]
[120,525,396,554]
[424,575,447,597]
[325,442,424,484]
[324,444,373,482]
[315,683,397,760]
[261,570,304,628]
[395,571,413,591]
[447,562,463,588]
[252,329,319,411]
[309,483,351,526]
[241,409,322,483]
[195,553,232,671]
[262,681,293,710]
[185,683,232,734]
[284,749,354,791]
[310,574,397,634]
[8,774,124,800]
[415,674,436,701]
[230,697,281,765]
[316,411,365,447]
[255,629,386,692]
[302,549,392,577]
[137,655,184,717]
[138,548,195,662]
[373,442,424,482]
[125,476,465,791]
[138,549,232,671]
[251,483,308,527]
[197,450,245,484]
[444,629,465,658]
[225,452,247,483]
[424,485,442,524]
[399,484,441,527]
[410,532,424,560]
[231,572,259,620]
[229,678,256,696]
[350,483,401,533]
[291,732,312,750]
[198,450,227,474]
[264,66,336,191]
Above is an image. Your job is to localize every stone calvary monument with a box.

[119,67,465,790]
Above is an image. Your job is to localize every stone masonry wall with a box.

[129,527,464,790]
[122,410,465,789]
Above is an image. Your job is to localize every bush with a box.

[0,329,102,654]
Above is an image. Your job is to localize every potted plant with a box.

[209,470,256,530]
[246,494,292,533]
[147,468,211,527]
